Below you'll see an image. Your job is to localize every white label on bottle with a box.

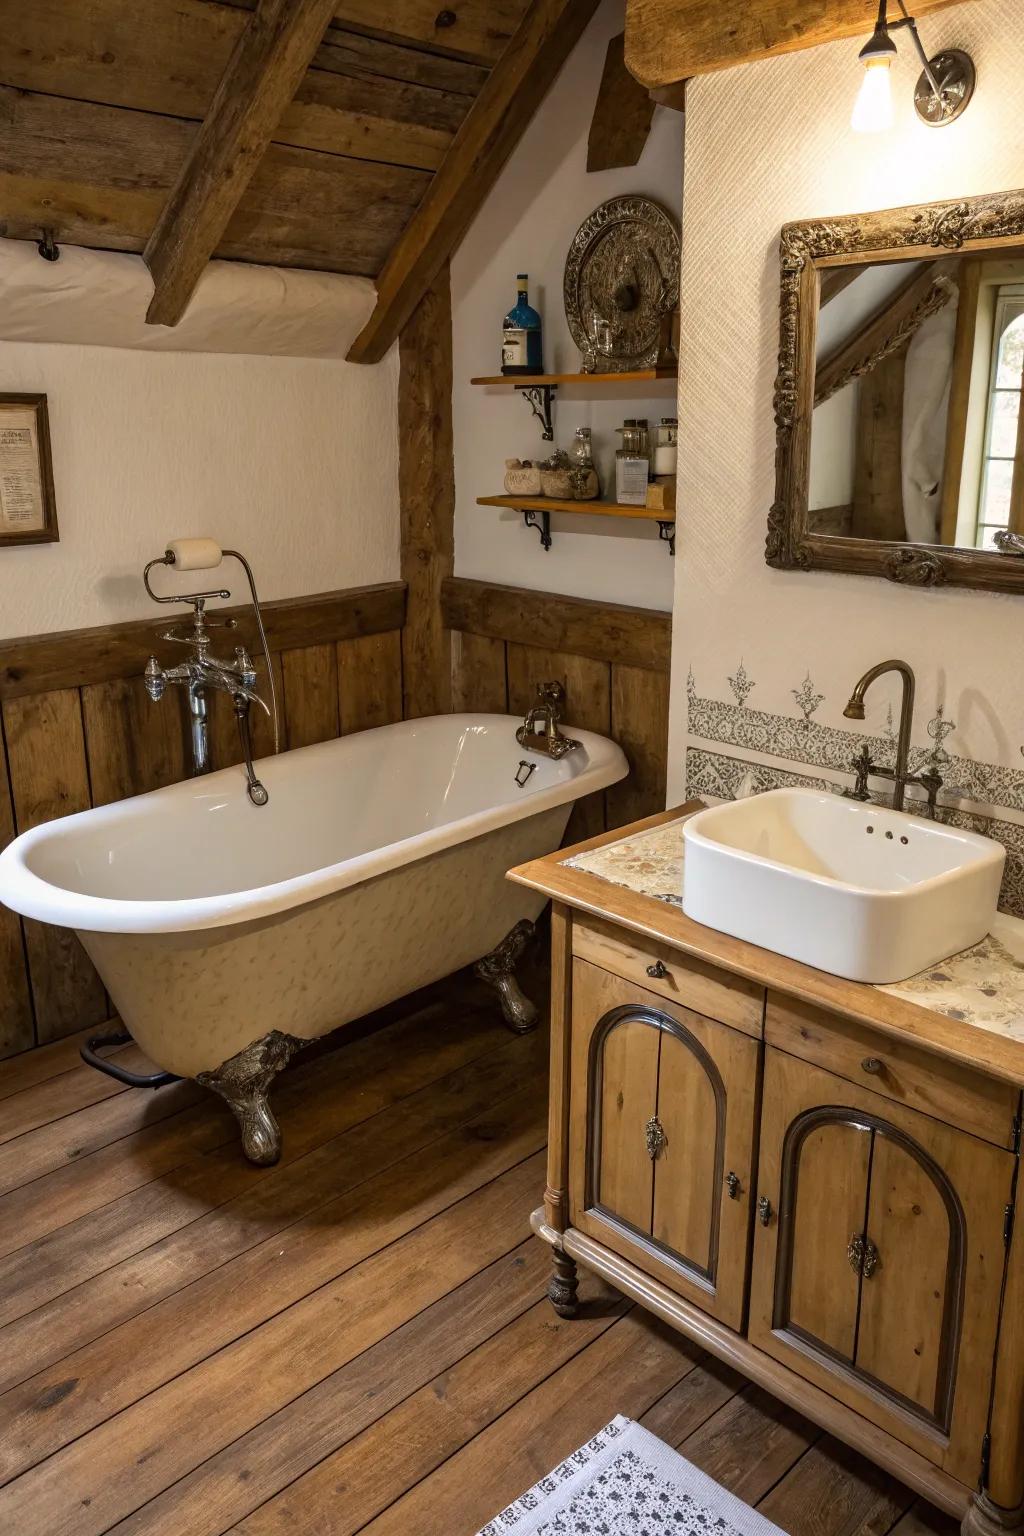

[502,329,526,368]
[616,456,649,506]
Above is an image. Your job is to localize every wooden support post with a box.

[398,264,455,719]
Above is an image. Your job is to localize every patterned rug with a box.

[475,1416,788,1536]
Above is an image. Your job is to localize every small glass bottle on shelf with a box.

[569,426,599,500]
[615,419,649,506]
[654,417,678,477]
[501,274,544,376]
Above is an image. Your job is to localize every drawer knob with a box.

[646,960,669,980]
[861,1057,884,1075]
[757,1195,772,1227]
[725,1171,741,1200]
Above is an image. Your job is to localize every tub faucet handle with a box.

[144,656,166,701]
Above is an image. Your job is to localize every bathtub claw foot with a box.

[197,1029,304,1166]
[475,919,539,1035]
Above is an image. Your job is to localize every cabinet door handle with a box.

[646,960,668,980]
[861,1057,884,1075]
[725,1171,741,1200]
[757,1195,772,1226]
[848,1232,881,1278]
[645,1115,667,1160]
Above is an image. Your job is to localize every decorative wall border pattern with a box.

[686,670,1024,814]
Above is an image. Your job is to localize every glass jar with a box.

[654,417,678,477]
[570,426,594,468]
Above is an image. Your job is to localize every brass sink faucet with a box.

[842,659,942,815]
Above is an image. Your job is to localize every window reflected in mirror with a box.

[808,252,1024,551]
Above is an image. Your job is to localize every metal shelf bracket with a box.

[658,521,676,556]
[522,508,552,550]
[516,383,557,441]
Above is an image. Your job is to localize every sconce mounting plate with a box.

[914,49,975,126]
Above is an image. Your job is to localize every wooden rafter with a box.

[144,0,341,327]
[347,0,600,365]
[624,0,968,90]
[814,261,957,406]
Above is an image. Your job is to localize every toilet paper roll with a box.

[166,537,223,571]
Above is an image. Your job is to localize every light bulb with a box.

[852,57,894,133]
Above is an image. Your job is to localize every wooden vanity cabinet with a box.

[522,886,1024,1535]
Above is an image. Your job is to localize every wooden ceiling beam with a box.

[814,261,957,405]
[144,0,342,327]
[347,0,600,365]
[624,0,969,90]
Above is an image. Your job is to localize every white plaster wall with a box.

[0,342,399,640]
[451,0,683,610]
[669,0,1024,799]
[0,256,399,640]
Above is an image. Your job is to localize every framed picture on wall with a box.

[0,394,58,547]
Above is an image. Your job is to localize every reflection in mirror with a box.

[808,252,1024,550]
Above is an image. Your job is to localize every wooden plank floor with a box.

[0,971,960,1536]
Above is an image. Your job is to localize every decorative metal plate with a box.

[564,195,680,371]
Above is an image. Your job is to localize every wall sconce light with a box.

[851,0,975,134]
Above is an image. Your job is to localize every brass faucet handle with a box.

[844,745,874,802]
[537,680,566,711]
[915,767,943,818]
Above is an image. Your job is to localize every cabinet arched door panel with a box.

[569,959,760,1329]
[783,1118,870,1364]
[750,1048,1014,1487]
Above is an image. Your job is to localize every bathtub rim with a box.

[0,713,628,936]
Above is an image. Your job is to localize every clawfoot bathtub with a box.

[0,714,627,1164]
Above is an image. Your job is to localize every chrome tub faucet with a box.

[842,659,942,816]
[143,554,277,806]
[516,681,582,760]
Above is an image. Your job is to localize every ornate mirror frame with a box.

[766,187,1024,592]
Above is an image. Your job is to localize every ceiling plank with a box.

[3,0,471,172]
[214,0,532,69]
[347,0,600,365]
[143,0,343,326]
[624,0,969,90]
[0,86,428,275]
[328,0,530,66]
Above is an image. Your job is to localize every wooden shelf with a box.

[478,494,674,522]
[470,368,676,386]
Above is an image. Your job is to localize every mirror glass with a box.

[808,251,1024,550]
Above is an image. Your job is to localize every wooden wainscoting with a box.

[0,581,406,1058]
[443,576,671,840]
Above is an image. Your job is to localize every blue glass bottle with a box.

[501,274,544,375]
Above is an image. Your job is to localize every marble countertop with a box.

[564,815,1024,1044]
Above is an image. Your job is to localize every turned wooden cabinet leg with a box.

[548,1247,579,1318]
[962,1495,1024,1536]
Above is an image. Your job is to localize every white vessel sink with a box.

[682,788,1005,984]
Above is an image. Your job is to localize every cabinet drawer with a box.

[766,992,1019,1148]
[572,916,764,1038]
